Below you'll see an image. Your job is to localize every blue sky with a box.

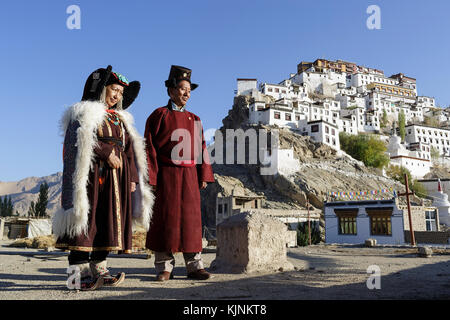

[1,0,450,181]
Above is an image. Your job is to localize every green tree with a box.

[380,110,388,128]
[28,182,49,218]
[0,196,9,217]
[398,110,406,142]
[339,132,390,169]
[430,146,440,160]
[385,165,427,198]
[424,116,439,127]
[7,196,13,216]
[297,221,321,246]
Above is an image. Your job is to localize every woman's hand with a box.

[131,182,136,192]
[200,181,207,190]
[107,153,122,169]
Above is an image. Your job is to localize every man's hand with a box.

[131,182,136,192]
[200,181,207,190]
[107,153,122,169]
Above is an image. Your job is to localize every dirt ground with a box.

[0,240,449,300]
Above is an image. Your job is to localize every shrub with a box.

[297,221,321,246]
[339,132,390,169]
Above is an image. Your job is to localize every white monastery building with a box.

[236,58,446,155]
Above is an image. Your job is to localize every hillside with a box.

[200,95,425,228]
[0,173,62,216]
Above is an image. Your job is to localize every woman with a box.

[53,65,154,291]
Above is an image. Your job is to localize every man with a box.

[144,65,215,281]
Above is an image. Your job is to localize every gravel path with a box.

[0,241,449,300]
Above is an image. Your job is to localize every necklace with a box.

[106,110,121,126]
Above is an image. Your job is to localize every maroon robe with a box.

[144,101,214,253]
[56,110,139,253]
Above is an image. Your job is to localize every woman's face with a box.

[105,84,124,108]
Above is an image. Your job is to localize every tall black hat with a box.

[165,65,198,91]
[81,65,141,109]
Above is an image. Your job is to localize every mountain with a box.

[0,172,62,216]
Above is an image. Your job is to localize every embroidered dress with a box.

[56,110,139,253]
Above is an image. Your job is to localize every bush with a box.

[339,132,390,169]
[385,165,427,198]
[297,221,321,246]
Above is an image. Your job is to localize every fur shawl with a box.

[52,100,154,238]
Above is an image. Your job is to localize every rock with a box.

[210,211,295,273]
[418,246,433,258]
[365,239,377,247]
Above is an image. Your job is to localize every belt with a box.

[158,154,197,167]
[98,137,123,149]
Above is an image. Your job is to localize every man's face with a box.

[105,84,124,108]
[169,80,191,107]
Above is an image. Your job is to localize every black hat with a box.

[165,65,198,90]
[81,65,141,109]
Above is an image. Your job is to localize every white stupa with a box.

[431,179,450,227]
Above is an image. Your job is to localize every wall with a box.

[401,206,438,231]
[325,204,405,245]
[404,231,450,244]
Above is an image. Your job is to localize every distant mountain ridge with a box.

[0,172,62,217]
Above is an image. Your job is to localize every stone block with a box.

[418,246,433,258]
[286,230,298,247]
[210,211,294,273]
[365,238,377,247]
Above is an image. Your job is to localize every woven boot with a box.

[67,263,103,291]
[90,260,125,287]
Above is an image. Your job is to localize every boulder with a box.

[365,238,377,247]
[418,246,433,258]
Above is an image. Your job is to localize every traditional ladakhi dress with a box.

[54,101,153,253]
[144,101,215,253]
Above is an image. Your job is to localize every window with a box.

[311,125,319,133]
[425,210,437,231]
[224,203,228,214]
[370,216,392,235]
[334,209,358,235]
[268,88,273,92]
[325,126,329,134]
[218,204,223,214]
[274,112,281,119]
[366,207,393,236]
[339,217,357,234]
[285,113,291,121]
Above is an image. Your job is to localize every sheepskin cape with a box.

[52,100,154,239]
